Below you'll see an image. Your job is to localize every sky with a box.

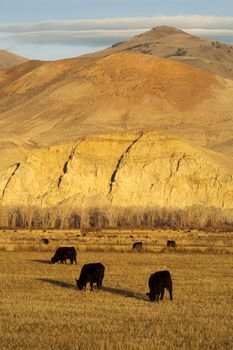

[0,0,233,60]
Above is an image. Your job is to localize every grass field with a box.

[0,230,233,349]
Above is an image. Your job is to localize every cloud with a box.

[1,29,146,47]
[0,16,233,59]
[1,16,233,33]
[185,28,233,43]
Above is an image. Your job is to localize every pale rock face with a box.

[0,131,233,211]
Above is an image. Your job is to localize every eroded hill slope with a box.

[0,131,232,214]
[0,51,233,156]
[0,50,28,69]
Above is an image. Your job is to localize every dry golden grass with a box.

[0,228,232,254]
[0,229,233,349]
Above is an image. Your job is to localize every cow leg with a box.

[160,289,165,300]
[156,293,160,302]
[168,288,173,300]
[90,281,94,291]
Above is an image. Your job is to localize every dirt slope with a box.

[0,51,232,157]
[0,50,28,69]
[92,26,233,80]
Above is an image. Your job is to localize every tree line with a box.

[0,205,232,231]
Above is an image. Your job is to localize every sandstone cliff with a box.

[0,131,232,215]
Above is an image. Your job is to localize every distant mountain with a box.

[0,50,28,69]
[91,26,233,80]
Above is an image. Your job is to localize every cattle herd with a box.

[50,243,175,302]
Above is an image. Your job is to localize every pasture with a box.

[0,229,233,349]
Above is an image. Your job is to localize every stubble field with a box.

[0,229,233,350]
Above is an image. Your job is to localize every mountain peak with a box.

[134,25,187,39]
[150,25,186,34]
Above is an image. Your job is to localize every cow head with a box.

[51,257,55,264]
[146,292,156,302]
[75,279,83,290]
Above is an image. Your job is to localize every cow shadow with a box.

[37,278,76,290]
[33,259,51,264]
[36,279,147,300]
[102,286,147,301]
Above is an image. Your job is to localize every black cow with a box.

[75,263,105,291]
[51,246,77,264]
[167,240,176,248]
[40,238,49,245]
[146,270,173,302]
[132,242,143,251]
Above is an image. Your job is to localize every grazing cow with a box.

[132,242,143,251]
[75,263,105,291]
[146,270,173,302]
[51,246,77,264]
[167,240,176,248]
